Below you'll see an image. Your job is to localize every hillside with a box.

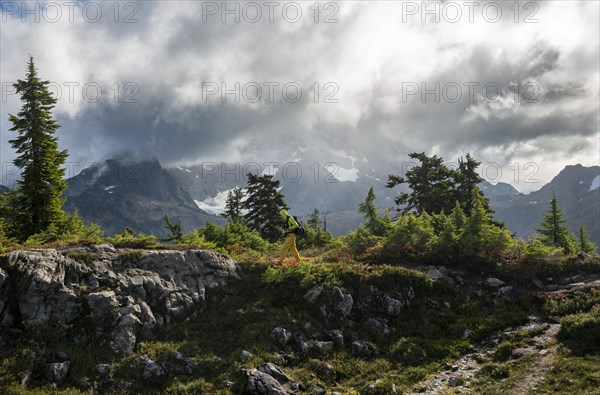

[1,246,599,394]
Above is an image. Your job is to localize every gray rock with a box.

[319,305,328,317]
[95,363,111,375]
[312,341,335,355]
[326,329,345,349]
[367,317,392,335]
[351,340,379,358]
[308,383,326,395]
[240,350,254,361]
[462,329,472,338]
[571,274,585,283]
[532,277,544,289]
[88,291,119,323]
[140,355,165,381]
[546,284,559,291]
[244,368,290,395]
[424,266,446,280]
[258,363,292,384]
[0,248,241,355]
[384,295,404,316]
[44,361,70,385]
[271,327,292,347]
[484,277,505,288]
[498,286,513,296]
[110,313,142,355]
[454,275,465,286]
[448,376,459,386]
[332,287,353,317]
[303,284,323,304]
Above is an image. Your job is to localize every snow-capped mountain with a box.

[64,157,225,236]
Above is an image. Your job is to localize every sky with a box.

[1,0,599,192]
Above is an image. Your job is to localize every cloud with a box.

[1,0,598,191]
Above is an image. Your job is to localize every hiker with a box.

[277,209,302,266]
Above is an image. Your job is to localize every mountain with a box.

[167,154,401,236]
[64,158,225,236]
[0,185,8,195]
[490,165,600,246]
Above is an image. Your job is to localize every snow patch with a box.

[589,175,600,192]
[529,201,538,204]
[194,188,241,215]
[104,185,117,191]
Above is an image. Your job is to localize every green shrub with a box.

[477,362,510,379]
[107,227,159,249]
[493,341,517,361]
[543,289,600,317]
[558,305,600,353]
[390,338,428,365]
[24,210,104,247]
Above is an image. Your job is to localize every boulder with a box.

[326,329,345,349]
[44,361,70,386]
[351,340,379,358]
[484,277,505,288]
[95,363,111,376]
[303,284,323,304]
[0,248,241,355]
[498,286,513,297]
[383,295,404,316]
[244,368,290,395]
[331,287,353,317]
[139,355,165,387]
[424,266,446,281]
[245,363,296,395]
[271,327,292,348]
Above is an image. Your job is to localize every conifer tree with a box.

[535,192,575,253]
[222,187,245,223]
[162,214,184,242]
[307,208,322,230]
[8,55,68,238]
[243,173,287,242]
[387,152,458,215]
[358,186,381,235]
[450,200,467,230]
[578,224,596,254]
[455,154,493,214]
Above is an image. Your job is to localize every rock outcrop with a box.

[0,246,241,355]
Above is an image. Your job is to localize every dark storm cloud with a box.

[1,0,598,188]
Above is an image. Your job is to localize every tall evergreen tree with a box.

[222,187,245,223]
[307,208,322,230]
[358,186,382,235]
[243,173,287,242]
[534,192,575,253]
[578,224,596,254]
[455,154,492,214]
[387,152,458,215]
[8,56,68,238]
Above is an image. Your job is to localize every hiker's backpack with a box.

[290,215,306,236]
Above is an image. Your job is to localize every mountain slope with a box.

[491,165,600,246]
[64,158,225,236]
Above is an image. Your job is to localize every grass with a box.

[535,351,600,394]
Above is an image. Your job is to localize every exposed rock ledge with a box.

[0,245,241,355]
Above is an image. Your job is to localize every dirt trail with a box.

[409,318,560,395]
